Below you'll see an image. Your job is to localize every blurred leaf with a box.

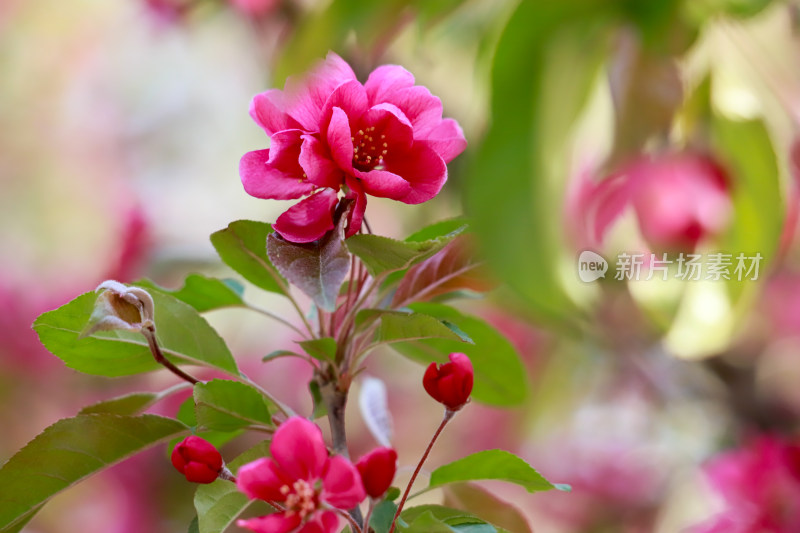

[0,414,188,530]
[356,310,470,345]
[400,511,457,533]
[211,220,287,295]
[137,275,245,312]
[393,303,527,406]
[298,337,338,362]
[194,380,274,432]
[465,0,611,326]
[195,441,271,533]
[267,221,350,312]
[0,506,41,533]
[429,450,562,493]
[79,392,158,416]
[346,233,458,278]
[370,499,398,533]
[359,376,393,447]
[34,290,238,377]
[713,115,782,301]
[392,237,495,307]
[188,516,199,533]
[262,349,304,362]
[443,483,532,533]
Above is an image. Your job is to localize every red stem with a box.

[388,410,454,533]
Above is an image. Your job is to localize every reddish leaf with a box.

[391,236,495,307]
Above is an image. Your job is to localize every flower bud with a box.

[79,280,155,338]
[356,447,398,499]
[423,352,474,412]
[171,436,224,484]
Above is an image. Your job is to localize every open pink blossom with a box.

[241,52,466,243]
[236,417,365,533]
[692,436,800,533]
[567,152,731,252]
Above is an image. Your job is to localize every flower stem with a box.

[388,410,455,533]
[363,500,375,533]
[142,326,200,385]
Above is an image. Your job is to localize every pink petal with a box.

[384,142,447,204]
[236,458,292,502]
[240,149,314,200]
[271,417,330,481]
[299,511,340,533]
[364,64,416,105]
[326,107,356,173]
[284,52,357,131]
[320,79,368,140]
[321,455,366,509]
[418,118,467,164]
[237,513,302,533]
[361,103,414,154]
[274,189,339,244]
[344,176,367,238]
[383,86,444,135]
[354,168,412,201]
[267,129,304,170]
[250,90,300,135]
[299,135,344,189]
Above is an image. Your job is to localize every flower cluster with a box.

[241,52,467,243]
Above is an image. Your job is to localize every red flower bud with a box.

[423,352,473,411]
[356,447,398,499]
[171,436,223,484]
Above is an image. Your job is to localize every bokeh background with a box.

[3,0,800,532]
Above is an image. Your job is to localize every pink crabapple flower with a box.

[423,352,474,412]
[692,435,800,533]
[240,52,467,243]
[171,436,224,484]
[355,447,398,499]
[567,152,732,252]
[236,417,366,533]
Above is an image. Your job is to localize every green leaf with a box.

[370,499,398,533]
[464,0,610,326]
[429,450,561,493]
[173,397,241,451]
[346,233,459,278]
[401,511,457,533]
[267,216,350,312]
[392,303,527,406]
[298,337,338,362]
[194,380,274,432]
[188,516,200,533]
[0,414,188,530]
[0,505,42,533]
[399,506,505,533]
[195,441,271,533]
[34,290,238,377]
[79,392,158,416]
[308,380,327,419]
[405,218,469,243]
[210,220,287,295]
[357,310,471,346]
[137,275,245,312]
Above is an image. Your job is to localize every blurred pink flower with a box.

[236,417,365,533]
[568,153,731,252]
[693,436,800,533]
[229,0,278,16]
[241,52,466,243]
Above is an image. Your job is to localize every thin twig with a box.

[142,326,200,385]
[388,410,454,533]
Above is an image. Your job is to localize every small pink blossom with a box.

[241,52,466,243]
[568,153,731,252]
[692,436,800,533]
[228,0,278,16]
[236,417,365,533]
